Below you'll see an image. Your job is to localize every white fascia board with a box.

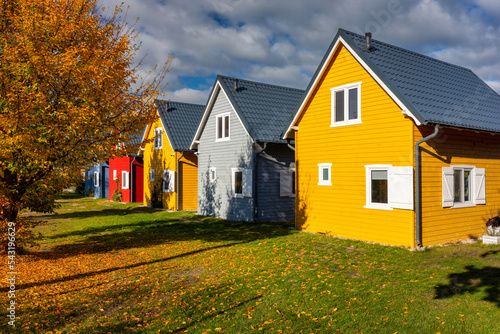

[190,83,221,150]
[283,36,422,139]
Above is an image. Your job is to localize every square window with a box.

[216,113,230,141]
[318,163,332,186]
[364,165,392,210]
[451,167,473,205]
[331,82,362,127]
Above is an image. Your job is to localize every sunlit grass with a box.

[1,197,499,333]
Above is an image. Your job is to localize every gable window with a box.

[331,82,362,127]
[150,169,155,181]
[365,165,413,210]
[232,167,252,198]
[209,167,217,183]
[94,172,100,187]
[442,166,485,208]
[154,128,163,149]
[122,171,129,189]
[216,113,230,141]
[318,163,332,186]
[163,169,175,192]
[280,169,296,197]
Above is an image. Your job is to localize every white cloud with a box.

[166,88,212,105]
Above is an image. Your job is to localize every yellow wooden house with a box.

[284,29,500,247]
[142,100,204,211]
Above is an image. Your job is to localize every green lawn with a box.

[2,197,499,333]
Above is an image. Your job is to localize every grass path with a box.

[1,196,500,333]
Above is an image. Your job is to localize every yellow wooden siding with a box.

[295,45,415,247]
[143,119,177,210]
[416,125,500,246]
[179,151,198,210]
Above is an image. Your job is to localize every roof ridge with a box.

[217,74,305,93]
[340,28,473,73]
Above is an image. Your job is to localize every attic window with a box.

[154,128,163,149]
[331,82,362,127]
[216,113,230,141]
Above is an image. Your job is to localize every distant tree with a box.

[0,0,170,234]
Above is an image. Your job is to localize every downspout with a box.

[415,124,440,248]
[176,152,184,211]
[130,156,137,202]
[254,142,267,221]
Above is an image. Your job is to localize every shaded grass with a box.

[1,197,499,333]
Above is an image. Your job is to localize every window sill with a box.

[364,204,393,211]
[448,202,476,209]
[216,138,230,142]
[234,194,244,199]
[330,120,362,128]
[318,182,332,186]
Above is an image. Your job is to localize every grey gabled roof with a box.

[156,100,205,151]
[217,75,305,143]
[286,28,500,136]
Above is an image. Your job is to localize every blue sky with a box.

[102,0,500,105]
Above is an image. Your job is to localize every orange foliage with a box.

[0,0,170,223]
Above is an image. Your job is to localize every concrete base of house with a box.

[482,235,500,245]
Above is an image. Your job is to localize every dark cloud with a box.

[102,0,500,103]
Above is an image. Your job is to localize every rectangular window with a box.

[122,171,129,189]
[331,82,362,127]
[150,169,155,181]
[154,128,163,149]
[209,167,217,183]
[365,165,414,210]
[94,172,100,187]
[443,166,484,208]
[113,170,117,180]
[232,167,252,198]
[280,169,295,197]
[318,163,332,186]
[216,113,230,141]
[163,169,175,192]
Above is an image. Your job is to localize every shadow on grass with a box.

[5,242,243,292]
[29,216,294,260]
[32,206,158,220]
[434,262,500,308]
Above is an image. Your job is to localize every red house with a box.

[108,135,145,203]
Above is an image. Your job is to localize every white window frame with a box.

[331,82,362,127]
[150,169,155,182]
[216,113,230,142]
[113,170,117,180]
[154,127,163,149]
[209,167,217,183]
[121,171,129,189]
[94,171,100,187]
[442,166,485,208]
[232,167,252,198]
[364,165,414,211]
[163,169,175,193]
[318,163,332,186]
[280,169,296,197]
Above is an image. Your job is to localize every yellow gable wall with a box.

[416,125,500,246]
[143,119,198,211]
[295,44,416,247]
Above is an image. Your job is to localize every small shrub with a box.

[112,177,123,202]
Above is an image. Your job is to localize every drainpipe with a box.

[130,156,137,202]
[415,124,440,248]
[254,142,267,221]
[176,152,184,211]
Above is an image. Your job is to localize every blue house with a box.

[190,75,304,222]
[85,162,109,198]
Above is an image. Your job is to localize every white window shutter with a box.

[163,169,168,192]
[442,167,454,207]
[168,170,175,192]
[242,168,252,197]
[473,168,486,205]
[388,166,414,210]
[94,172,100,187]
[280,170,293,197]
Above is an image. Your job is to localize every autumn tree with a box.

[0,0,170,238]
